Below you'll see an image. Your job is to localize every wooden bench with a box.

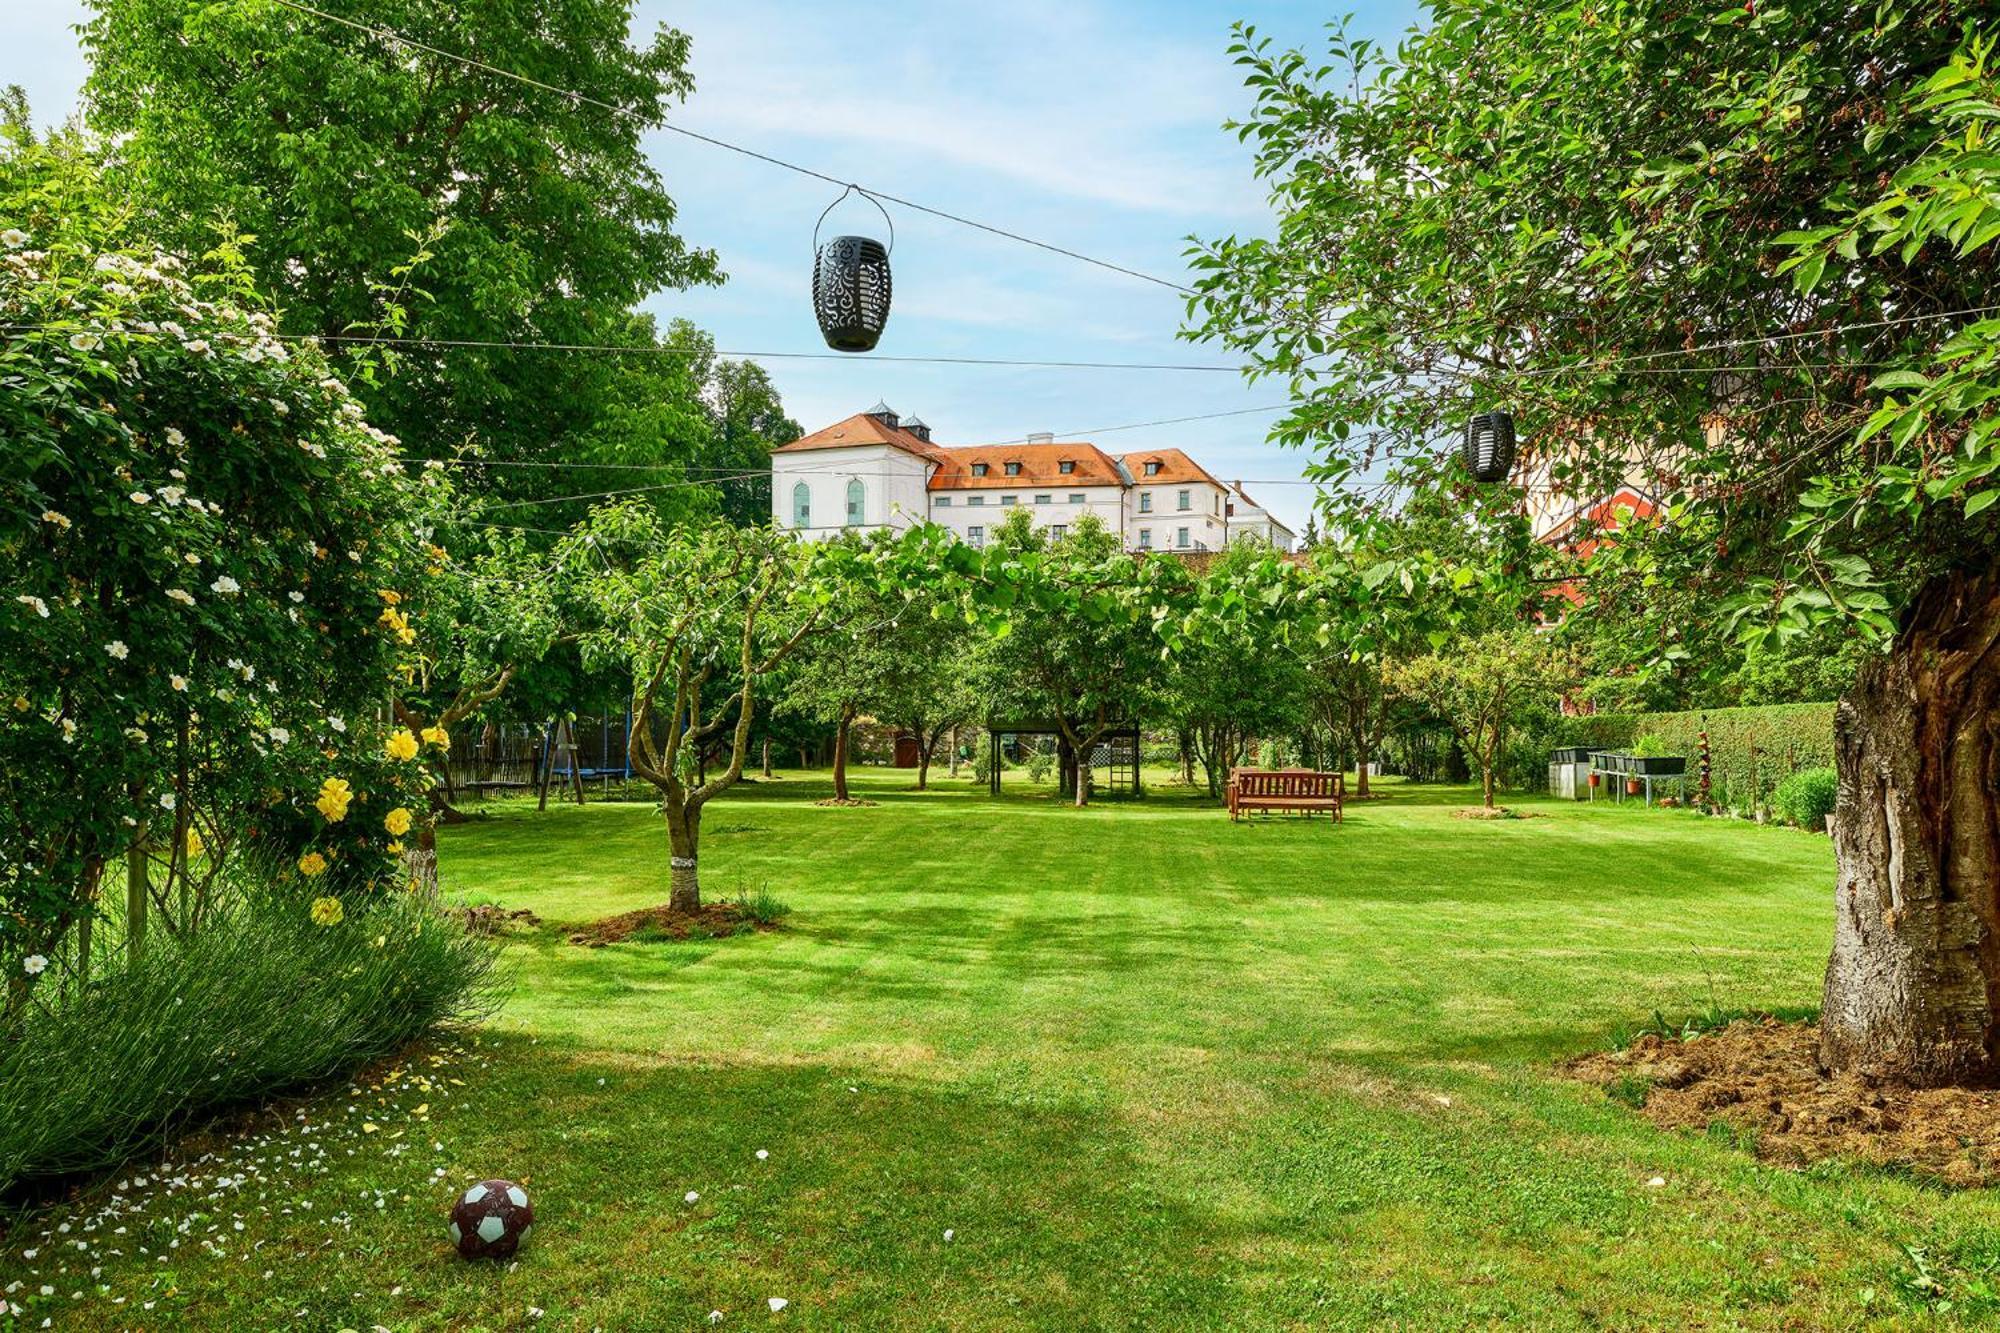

[1228,768,1345,823]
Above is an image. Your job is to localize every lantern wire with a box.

[264,0,1198,297]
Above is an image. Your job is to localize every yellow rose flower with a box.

[384,806,413,837]
[378,589,402,606]
[309,895,344,927]
[315,776,353,823]
[419,725,450,753]
[385,839,404,855]
[298,850,329,878]
[384,728,419,762]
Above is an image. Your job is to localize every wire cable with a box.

[265,0,1197,296]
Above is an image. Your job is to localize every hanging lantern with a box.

[1462,410,1517,483]
[812,187,894,353]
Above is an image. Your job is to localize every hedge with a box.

[1556,702,1836,814]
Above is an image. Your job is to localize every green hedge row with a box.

[1557,702,1837,813]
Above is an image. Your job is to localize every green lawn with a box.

[9,770,2000,1329]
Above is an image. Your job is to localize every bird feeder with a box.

[1462,410,1517,483]
[812,187,893,353]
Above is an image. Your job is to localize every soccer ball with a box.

[448,1179,534,1260]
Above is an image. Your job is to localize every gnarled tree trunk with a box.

[1820,569,2000,1085]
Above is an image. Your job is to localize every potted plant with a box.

[1629,733,1688,777]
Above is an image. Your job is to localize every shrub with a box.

[1772,766,1839,831]
[0,891,499,1194]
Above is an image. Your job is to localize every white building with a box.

[771,403,1294,553]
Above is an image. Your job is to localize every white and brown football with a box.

[448,1179,534,1260]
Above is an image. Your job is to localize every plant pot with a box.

[1587,772,1601,788]
[1626,778,1642,796]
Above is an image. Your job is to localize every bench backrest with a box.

[1234,769,1342,799]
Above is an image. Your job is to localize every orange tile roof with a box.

[1119,448,1223,488]
[772,412,947,464]
[926,443,1126,491]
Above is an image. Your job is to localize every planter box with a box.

[1628,755,1687,777]
[1592,751,1632,774]
[1550,746,1594,765]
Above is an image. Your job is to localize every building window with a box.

[1139,492,1153,513]
[967,525,984,548]
[1139,529,1152,548]
[1177,489,1190,511]
[1033,493,1051,505]
[1059,460,1075,475]
[934,495,951,507]
[1050,524,1068,539]
[846,478,865,526]
[1004,461,1021,477]
[791,482,810,529]
[1177,527,1190,548]
[970,463,988,477]
[1144,461,1161,476]
[1067,493,1085,504]
[1001,495,1018,507]
[968,495,986,506]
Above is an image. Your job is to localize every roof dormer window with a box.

[1144,460,1161,476]
[1004,461,1022,476]
[970,462,988,478]
[1059,460,1075,475]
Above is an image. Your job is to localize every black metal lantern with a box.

[1462,410,1517,483]
[812,188,894,353]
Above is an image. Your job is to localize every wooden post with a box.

[563,718,586,805]
[536,718,557,812]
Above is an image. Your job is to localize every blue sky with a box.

[6,0,1431,531]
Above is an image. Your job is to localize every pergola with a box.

[985,717,1142,798]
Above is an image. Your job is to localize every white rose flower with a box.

[130,491,152,505]
[22,954,47,976]
[288,590,305,603]
[166,588,196,606]
[184,553,201,565]
[164,427,186,448]
[159,792,176,811]
[181,339,211,357]
[68,332,102,352]
[40,509,71,529]
[15,594,50,618]
[327,716,347,733]
[124,726,149,744]
[105,640,129,660]
[170,675,188,692]
[210,575,241,595]
[266,726,289,745]
[61,719,77,743]
[158,486,185,506]
[0,228,28,249]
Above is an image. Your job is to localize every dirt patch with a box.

[813,797,878,808]
[453,904,542,936]
[1452,806,1541,820]
[1564,1017,2000,1186]
[567,902,776,947]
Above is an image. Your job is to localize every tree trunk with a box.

[916,742,931,791]
[762,737,772,778]
[832,705,854,802]
[1820,569,2000,1085]
[667,804,702,913]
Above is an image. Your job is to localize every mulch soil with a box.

[1564,1017,2000,1187]
[567,902,776,947]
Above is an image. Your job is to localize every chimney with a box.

[1025,431,1054,444]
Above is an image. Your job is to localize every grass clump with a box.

[730,884,792,927]
[0,891,499,1195]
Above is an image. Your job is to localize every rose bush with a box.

[1,134,450,1018]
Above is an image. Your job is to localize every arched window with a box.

[792,482,811,530]
[846,478,865,526]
